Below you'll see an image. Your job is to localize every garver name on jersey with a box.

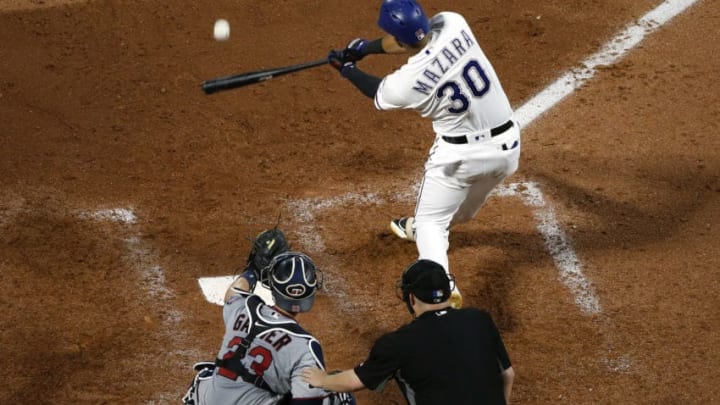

[412,29,476,95]
[234,312,294,352]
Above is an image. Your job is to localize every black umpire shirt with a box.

[354,307,511,405]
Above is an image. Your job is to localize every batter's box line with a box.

[496,182,600,315]
[78,207,204,401]
[198,181,601,315]
[77,207,182,316]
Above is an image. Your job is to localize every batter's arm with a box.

[361,35,407,55]
[341,66,382,99]
[379,35,407,54]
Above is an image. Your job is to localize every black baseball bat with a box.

[202,58,329,95]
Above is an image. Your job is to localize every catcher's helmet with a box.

[378,0,430,46]
[397,260,453,313]
[266,251,322,313]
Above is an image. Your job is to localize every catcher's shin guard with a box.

[182,362,215,405]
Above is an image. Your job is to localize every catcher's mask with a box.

[396,259,454,314]
[378,0,430,46]
[267,251,322,313]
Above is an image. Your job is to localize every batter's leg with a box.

[413,169,468,271]
[451,174,506,226]
[451,143,521,226]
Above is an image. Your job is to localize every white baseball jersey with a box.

[195,288,330,404]
[375,12,513,137]
[375,11,521,273]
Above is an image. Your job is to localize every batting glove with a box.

[328,50,356,76]
[344,38,368,62]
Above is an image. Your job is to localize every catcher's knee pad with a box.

[182,362,215,405]
[325,392,357,405]
[192,361,216,372]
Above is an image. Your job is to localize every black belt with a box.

[442,120,514,144]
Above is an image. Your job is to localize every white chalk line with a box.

[514,0,701,127]
[1,201,195,400]
[200,182,596,312]
[79,207,200,401]
[78,208,176,303]
[511,0,700,373]
[79,207,138,224]
[77,208,201,378]
[496,183,601,314]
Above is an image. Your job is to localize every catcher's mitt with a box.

[245,228,290,277]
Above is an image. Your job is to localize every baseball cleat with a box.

[390,217,416,242]
[449,286,463,309]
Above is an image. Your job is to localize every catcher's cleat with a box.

[449,286,463,309]
[390,217,416,242]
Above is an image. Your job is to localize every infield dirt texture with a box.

[1,0,718,403]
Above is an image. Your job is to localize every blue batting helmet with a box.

[267,251,322,313]
[378,0,430,46]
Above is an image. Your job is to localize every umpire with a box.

[302,259,515,404]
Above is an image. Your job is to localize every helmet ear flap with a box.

[259,263,272,289]
[402,285,415,315]
[447,273,456,292]
[397,267,417,315]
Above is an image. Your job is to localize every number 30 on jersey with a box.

[436,60,490,114]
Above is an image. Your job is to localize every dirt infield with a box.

[1,0,718,403]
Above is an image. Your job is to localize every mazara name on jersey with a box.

[413,29,475,96]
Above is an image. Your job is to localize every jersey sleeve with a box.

[224,281,252,310]
[353,334,401,391]
[484,312,512,370]
[374,69,416,111]
[290,339,332,401]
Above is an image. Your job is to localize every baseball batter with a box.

[328,0,521,309]
[183,234,354,405]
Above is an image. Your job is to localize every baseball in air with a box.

[213,19,230,41]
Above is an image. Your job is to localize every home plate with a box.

[198,276,275,306]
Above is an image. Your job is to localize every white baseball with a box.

[213,19,230,41]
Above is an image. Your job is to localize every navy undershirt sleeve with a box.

[363,38,385,55]
[342,67,382,99]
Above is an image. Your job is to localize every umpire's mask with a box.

[268,251,322,313]
[396,259,453,315]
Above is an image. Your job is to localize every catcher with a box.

[183,228,355,405]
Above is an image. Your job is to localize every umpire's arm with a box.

[301,368,365,393]
[488,311,515,403]
[502,366,515,403]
